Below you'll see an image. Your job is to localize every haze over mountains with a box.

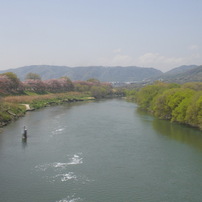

[0,65,201,83]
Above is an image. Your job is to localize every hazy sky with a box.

[0,0,202,72]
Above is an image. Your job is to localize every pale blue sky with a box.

[0,0,201,72]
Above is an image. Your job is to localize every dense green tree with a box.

[185,92,202,128]
[86,78,100,84]
[90,86,107,98]
[171,89,195,123]
[182,82,202,91]
[135,82,177,111]
[153,88,195,120]
[153,89,174,119]
[25,73,41,80]
[73,81,93,92]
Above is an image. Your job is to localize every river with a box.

[0,99,202,202]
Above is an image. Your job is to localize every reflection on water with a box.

[152,118,202,151]
[21,138,28,149]
[136,108,202,151]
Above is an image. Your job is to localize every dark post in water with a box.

[22,126,27,140]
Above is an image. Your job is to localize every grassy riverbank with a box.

[0,92,94,127]
[0,72,118,128]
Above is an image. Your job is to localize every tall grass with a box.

[3,92,89,104]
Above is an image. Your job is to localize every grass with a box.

[0,91,94,126]
[0,102,27,126]
[3,92,90,103]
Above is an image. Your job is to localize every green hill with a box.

[151,65,202,83]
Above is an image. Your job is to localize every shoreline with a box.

[0,95,95,128]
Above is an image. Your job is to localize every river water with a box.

[0,99,202,202]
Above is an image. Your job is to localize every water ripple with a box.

[35,153,83,171]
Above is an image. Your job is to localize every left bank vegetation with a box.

[0,72,119,127]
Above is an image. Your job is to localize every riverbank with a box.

[0,92,95,127]
[0,103,26,127]
[125,82,202,130]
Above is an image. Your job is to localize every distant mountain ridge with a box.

[0,65,162,82]
[0,64,201,83]
[165,65,198,75]
[156,65,202,83]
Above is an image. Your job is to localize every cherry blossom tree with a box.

[23,79,46,92]
[0,73,23,93]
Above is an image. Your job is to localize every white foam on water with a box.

[53,162,71,169]
[56,194,83,202]
[56,128,64,132]
[47,172,92,184]
[34,153,92,184]
[68,153,83,165]
[45,172,78,183]
[35,163,50,171]
[35,153,83,172]
[35,162,70,171]
[55,172,77,182]
[51,127,65,136]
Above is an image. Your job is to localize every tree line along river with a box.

[0,99,202,202]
